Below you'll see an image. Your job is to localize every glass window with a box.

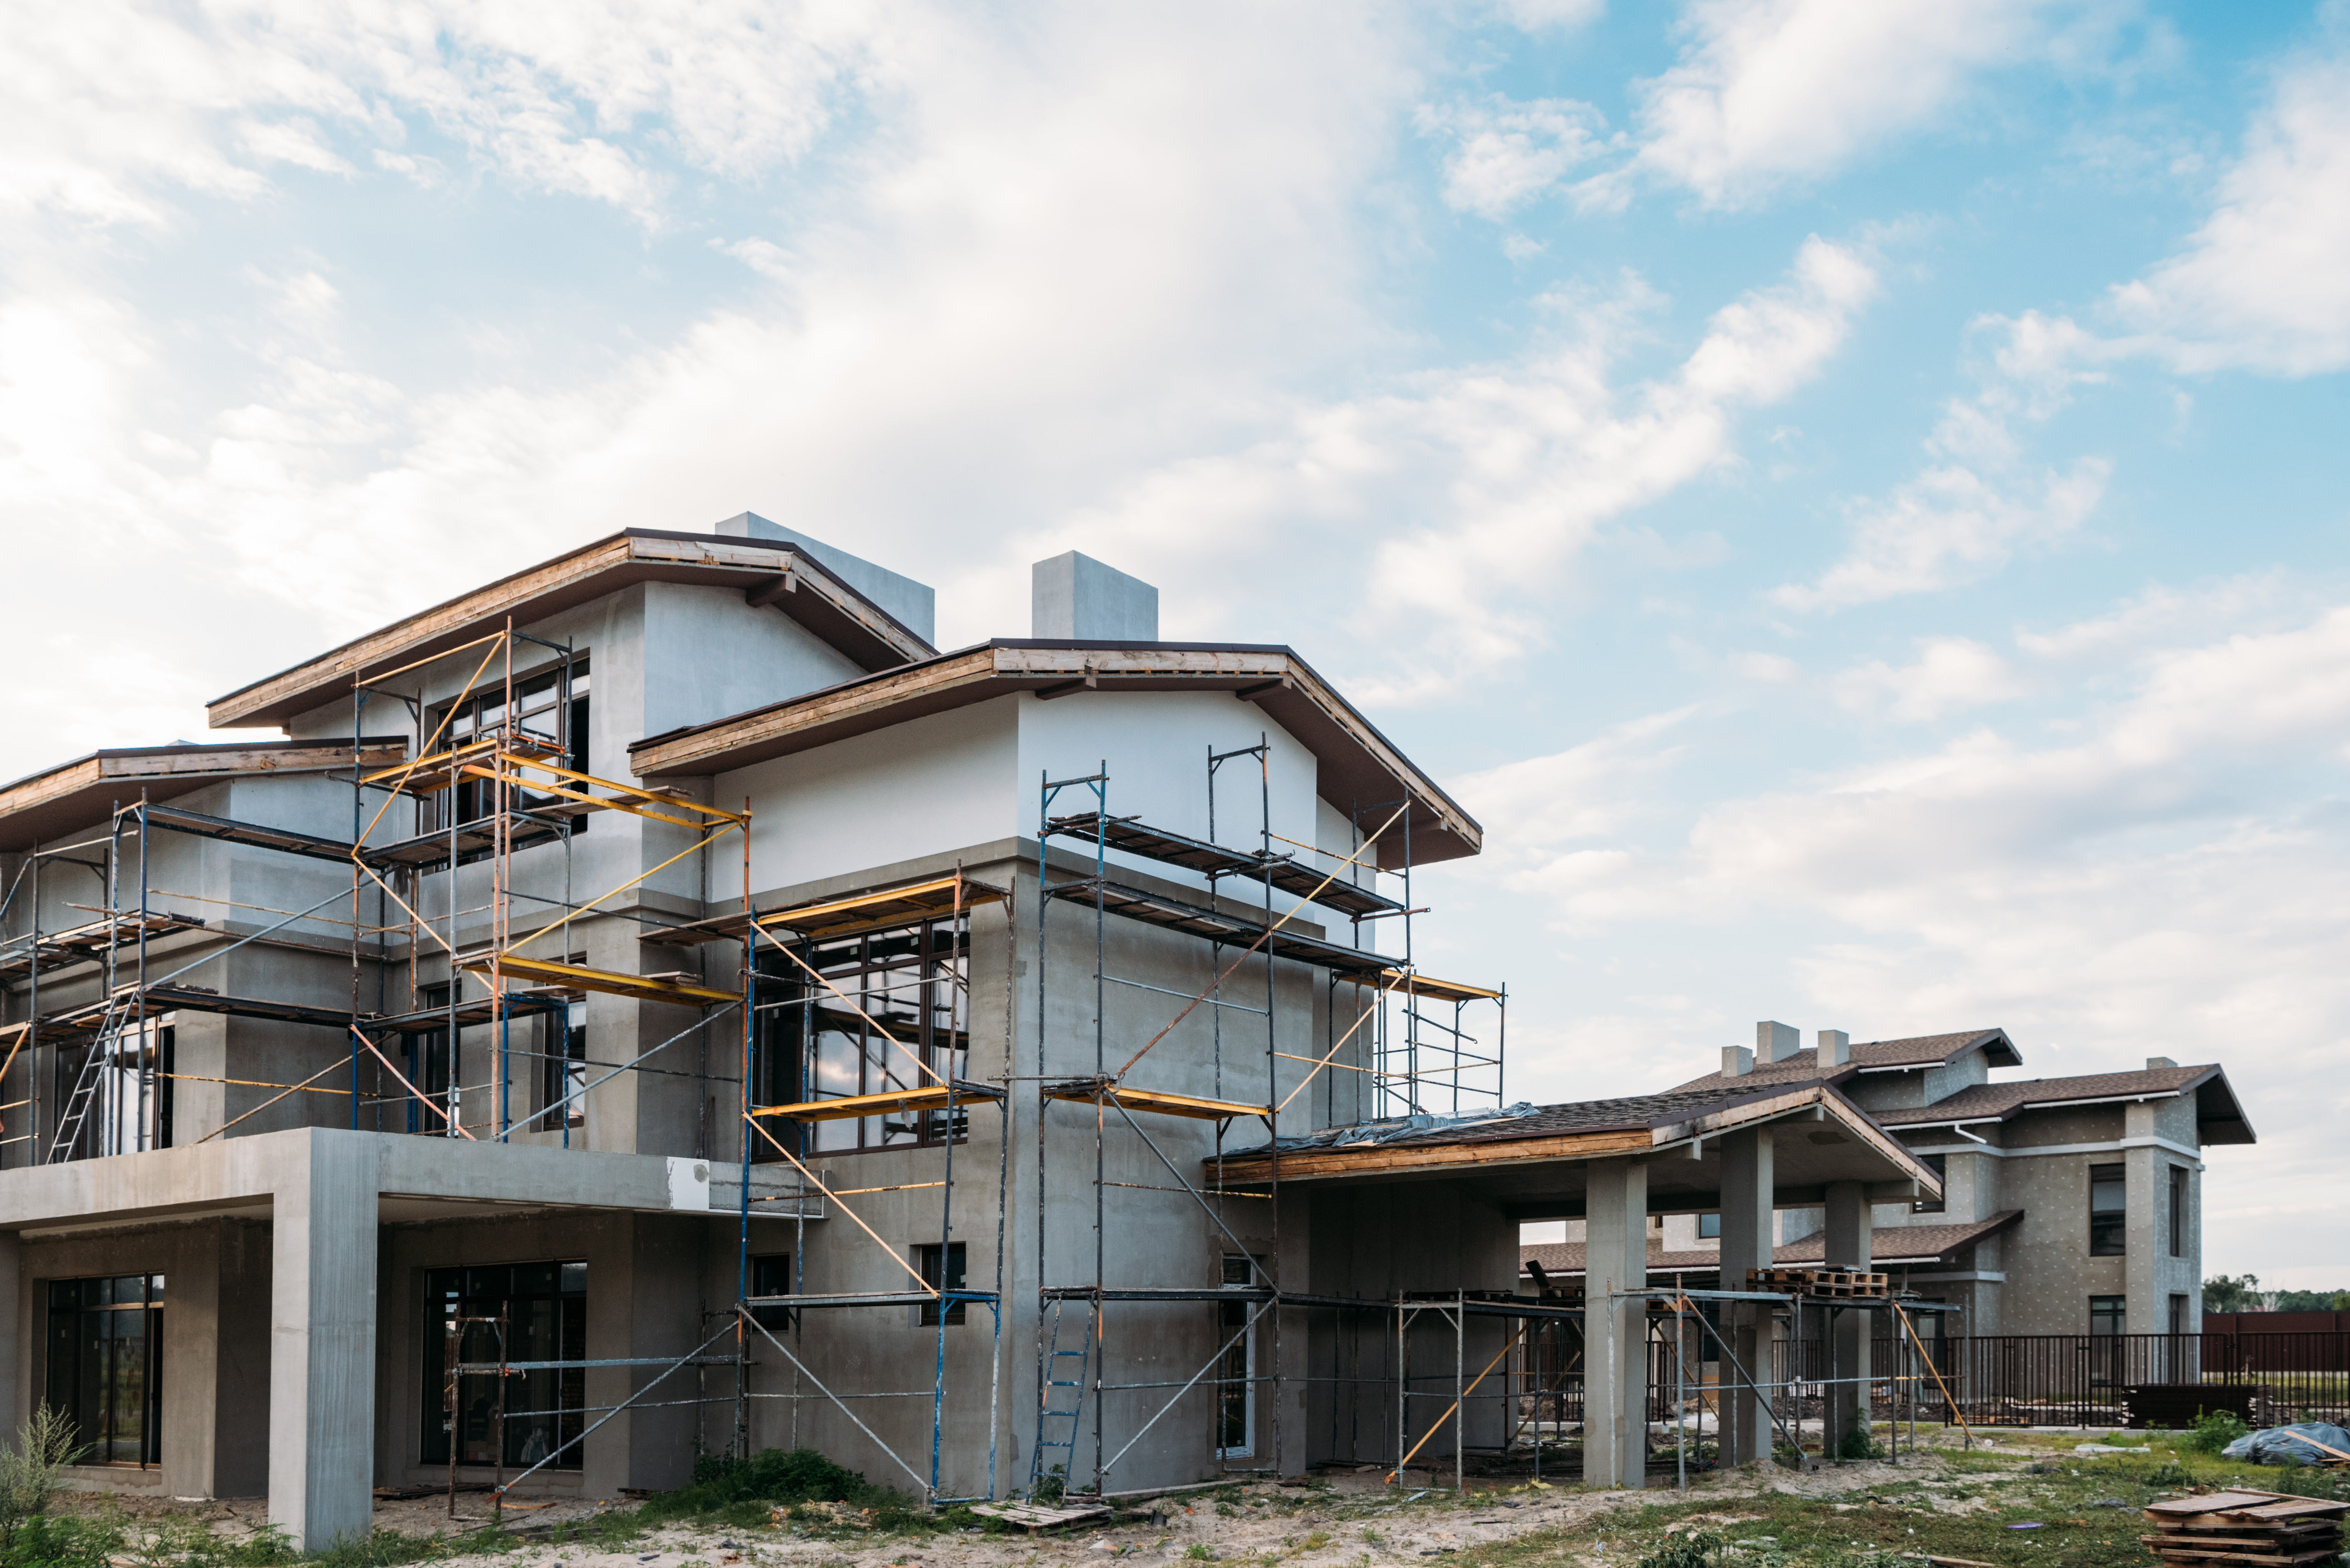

[1914,1152,1947,1214]
[45,1274,162,1465]
[2169,1293,2190,1335]
[1696,1212,1721,1239]
[757,913,971,1159]
[422,1260,586,1470]
[542,1003,588,1133]
[2169,1165,2190,1257]
[749,1254,793,1331]
[916,1243,966,1327]
[2089,1163,2126,1256]
[2089,1294,2126,1336]
[1217,1255,1260,1457]
[426,657,591,851]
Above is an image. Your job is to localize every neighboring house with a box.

[1520,1026,2255,1342]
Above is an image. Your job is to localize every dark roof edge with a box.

[206,528,934,712]
[0,737,410,798]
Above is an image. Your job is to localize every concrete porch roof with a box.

[1211,1081,1943,1217]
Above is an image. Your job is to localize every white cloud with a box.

[1416,95,1612,219]
[1450,707,1700,851]
[1832,636,2025,721]
[2110,39,2350,375]
[1629,0,2087,207]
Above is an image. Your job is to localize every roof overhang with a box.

[0,739,408,853]
[1882,1064,2256,1146]
[207,530,937,730]
[629,640,1481,867]
[1213,1083,1942,1209]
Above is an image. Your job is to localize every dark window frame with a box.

[45,1274,164,1467]
[2088,1162,2126,1257]
[916,1243,966,1327]
[1696,1212,1721,1239]
[421,1260,587,1470]
[2089,1293,2126,1336]
[2169,1165,2189,1257]
[426,656,592,853]
[749,1253,793,1331]
[756,913,971,1160]
[1914,1152,1947,1214]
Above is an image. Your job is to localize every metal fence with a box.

[1880,1332,2350,1429]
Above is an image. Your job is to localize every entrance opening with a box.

[423,1261,587,1469]
[46,1275,163,1466]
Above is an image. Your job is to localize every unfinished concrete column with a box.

[1716,1126,1774,1468]
[1581,1157,1648,1489]
[270,1131,378,1550]
[1823,1181,1872,1459]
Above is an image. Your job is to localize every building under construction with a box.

[0,517,1943,1545]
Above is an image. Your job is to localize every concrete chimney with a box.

[1756,1020,1799,1065]
[1721,1045,1753,1078]
[2146,1055,2177,1070]
[1818,1029,1851,1066]
[1032,552,1159,641]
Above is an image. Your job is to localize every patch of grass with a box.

[2186,1410,2250,1454]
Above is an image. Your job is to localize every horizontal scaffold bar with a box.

[461,955,740,1006]
[1041,878,1399,978]
[452,1356,740,1373]
[131,802,358,863]
[743,1291,1003,1309]
[1376,969,1502,1004]
[642,874,1009,947]
[364,740,747,829]
[40,983,354,1038]
[1042,1078,1271,1122]
[748,1078,1006,1121]
[366,991,569,1034]
[1035,1286,1585,1319]
[1041,813,1402,921]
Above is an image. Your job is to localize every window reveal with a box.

[2088,1163,2126,1257]
[423,1262,586,1469]
[46,1275,163,1466]
[427,657,591,852]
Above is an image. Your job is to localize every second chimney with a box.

[1818,1029,1851,1066]
[1032,552,1159,641]
[1756,1020,1800,1065]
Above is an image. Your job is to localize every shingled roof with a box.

[1876,1064,2255,1144]
[1666,1028,2022,1095]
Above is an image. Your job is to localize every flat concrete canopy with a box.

[1213,1081,1942,1218]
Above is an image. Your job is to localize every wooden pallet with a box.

[2143,1488,2348,1568]
[1747,1267,1890,1297]
[969,1501,1115,1532]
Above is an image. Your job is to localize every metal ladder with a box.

[47,992,134,1163]
[1030,1297,1094,1494]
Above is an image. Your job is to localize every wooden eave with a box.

[628,642,1482,868]
[0,740,408,853]
[206,531,936,730]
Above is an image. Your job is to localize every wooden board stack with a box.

[2141,1489,2350,1566]
[1746,1266,1891,1298]
[969,1501,1114,1532]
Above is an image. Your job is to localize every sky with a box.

[5,0,2349,1287]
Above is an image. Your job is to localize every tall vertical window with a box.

[2169,1165,2190,1257]
[428,657,591,844]
[2089,1294,2126,1336]
[46,1275,163,1465]
[2088,1163,2126,1256]
[1914,1153,1948,1214]
[542,1003,587,1132]
[749,1254,793,1331]
[1216,1254,1260,1457]
[423,1262,586,1469]
[408,983,455,1135]
[916,1243,966,1327]
[781,914,969,1156]
[2169,1293,2190,1335]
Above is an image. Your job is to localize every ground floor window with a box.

[46,1275,163,1466]
[423,1261,586,1469]
[1216,1255,1257,1457]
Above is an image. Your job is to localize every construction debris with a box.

[2141,1489,2349,1567]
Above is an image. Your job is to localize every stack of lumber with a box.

[2141,1488,2349,1566]
[1746,1266,1890,1298]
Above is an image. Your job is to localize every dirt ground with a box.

[52,1429,2048,1568]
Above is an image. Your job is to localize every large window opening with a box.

[755,913,970,1158]
[1913,1153,1947,1214]
[2088,1163,2126,1257]
[541,1002,588,1133]
[426,656,592,852]
[2169,1165,2190,1257]
[423,1262,586,1470]
[46,1275,162,1466]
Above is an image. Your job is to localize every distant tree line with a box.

[2203,1274,2350,1313]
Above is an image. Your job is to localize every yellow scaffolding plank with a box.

[749,1081,1005,1121]
[1044,1082,1271,1122]
[365,742,746,828]
[757,875,1007,939]
[1376,969,1502,1005]
[462,955,740,1006]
